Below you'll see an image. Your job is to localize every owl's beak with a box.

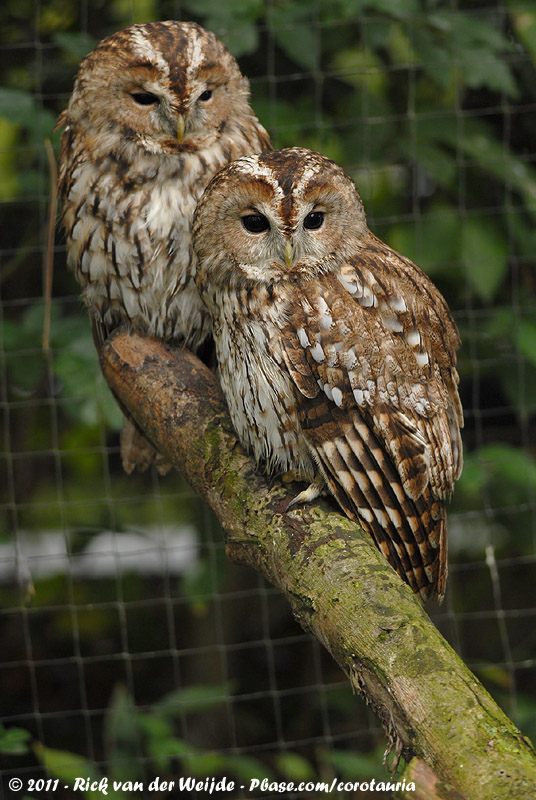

[284,240,294,270]
[176,115,186,143]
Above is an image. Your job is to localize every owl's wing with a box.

[278,238,463,600]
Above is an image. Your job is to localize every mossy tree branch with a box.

[101,331,536,800]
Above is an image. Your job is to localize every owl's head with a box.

[193,147,369,288]
[64,21,252,157]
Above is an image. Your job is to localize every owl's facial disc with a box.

[233,199,334,279]
[177,74,236,149]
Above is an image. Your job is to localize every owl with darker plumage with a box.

[192,147,463,601]
[56,20,271,472]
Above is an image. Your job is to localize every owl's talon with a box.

[285,477,325,512]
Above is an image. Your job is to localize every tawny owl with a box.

[192,147,463,601]
[56,20,271,472]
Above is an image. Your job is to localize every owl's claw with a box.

[285,476,325,512]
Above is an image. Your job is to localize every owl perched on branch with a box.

[56,20,271,472]
[193,147,463,601]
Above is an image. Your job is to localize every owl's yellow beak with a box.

[284,240,294,270]
[176,115,186,143]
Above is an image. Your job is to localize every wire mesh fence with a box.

[1,1,536,798]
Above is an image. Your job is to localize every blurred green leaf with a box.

[514,692,536,744]
[183,0,262,56]
[34,743,102,791]
[149,736,190,773]
[388,203,461,277]
[138,713,184,773]
[183,751,225,774]
[224,753,274,782]
[507,4,536,64]
[517,319,536,368]
[0,87,56,139]
[464,444,536,502]
[110,0,158,26]
[268,2,318,71]
[413,11,517,96]
[54,31,98,62]
[276,751,315,781]
[368,0,418,17]
[324,746,387,781]
[331,47,388,95]
[462,217,508,302]
[155,684,232,717]
[105,685,143,785]
[0,724,32,755]
[457,124,536,215]
[0,118,20,199]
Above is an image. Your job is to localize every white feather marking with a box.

[130,28,170,77]
[337,274,359,294]
[324,383,333,401]
[415,351,430,367]
[390,296,407,312]
[322,439,338,462]
[338,467,356,494]
[407,329,421,347]
[186,32,207,78]
[380,313,403,333]
[320,312,334,330]
[343,346,358,370]
[316,296,329,316]
[309,342,325,362]
[353,388,365,406]
[297,327,311,348]
[359,285,376,307]
[373,509,390,528]
[414,399,431,415]
[368,470,384,491]
[386,506,403,527]
[391,482,406,504]
[332,387,343,407]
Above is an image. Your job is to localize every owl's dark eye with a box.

[303,211,325,230]
[242,214,270,234]
[131,92,159,106]
[198,89,213,102]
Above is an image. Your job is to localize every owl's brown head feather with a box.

[60,21,261,159]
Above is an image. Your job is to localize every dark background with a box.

[1,1,535,798]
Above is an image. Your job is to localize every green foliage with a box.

[275,751,316,782]
[2,303,121,428]
[0,723,32,755]
[322,744,395,782]
[34,682,274,789]
[35,743,104,798]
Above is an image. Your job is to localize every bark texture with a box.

[101,331,536,800]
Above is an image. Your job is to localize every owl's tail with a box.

[305,404,447,602]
